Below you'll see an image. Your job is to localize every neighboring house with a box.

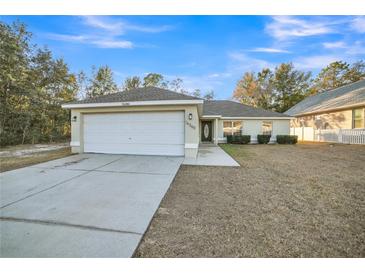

[62,87,291,158]
[285,79,365,144]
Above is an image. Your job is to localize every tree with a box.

[203,90,215,100]
[192,89,201,98]
[169,78,188,94]
[345,60,365,83]
[233,72,260,106]
[143,73,167,88]
[123,76,142,91]
[0,21,32,145]
[76,70,88,99]
[271,63,312,113]
[256,68,274,109]
[0,21,78,146]
[233,69,275,109]
[312,61,365,93]
[86,65,117,98]
[232,63,311,112]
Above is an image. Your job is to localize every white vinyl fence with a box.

[290,127,365,144]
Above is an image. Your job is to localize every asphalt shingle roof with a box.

[70,86,201,104]
[203,100,291,118]
[68,86,290,118]
[285,79,365,116]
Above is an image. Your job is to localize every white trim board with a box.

[220,116,292,120]
[185,143,199,149]
[201,115,292,120]
[62,100,204,109]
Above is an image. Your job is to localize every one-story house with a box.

[285,79,365,142]
[62,87,291,158]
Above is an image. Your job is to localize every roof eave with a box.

[219,116,293,120]
[202,115,292,120]
[62,99,204,109]
[290,102,365,117]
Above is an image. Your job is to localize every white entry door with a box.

[83,111,185,156]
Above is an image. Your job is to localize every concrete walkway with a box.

[0,154,183,258]
[183,144,240,166]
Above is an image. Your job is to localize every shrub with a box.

[227,135,251,144]
[257,134,271,144]
[276,135,298,144]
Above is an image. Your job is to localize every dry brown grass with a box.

[135,143,365,257]
[0,147,72,172]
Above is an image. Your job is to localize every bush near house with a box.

[227,135,251,144]
[257,135,271,144]
[276,135,298,144]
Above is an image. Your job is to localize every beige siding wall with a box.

[70,105,200,158]
[216,119,291,143]
[290,108,364,130]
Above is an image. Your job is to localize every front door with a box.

[201,121,213,142]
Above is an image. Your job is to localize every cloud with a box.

[207,73,232,78]
[82,16,124,34]
[91,39,133,49]
[350,16,365,33]
[266,16,338,40]
[322,41,347,49]
[228,52,274,72]
[47,33,88,42]
[47,16,174,49]
[344,41,365,55]
[249,47,290,53]
[126,24,174,33]
[47,33,133,49]
[82,16,174,34]
[322,40,365,55]
[294,55,340,69]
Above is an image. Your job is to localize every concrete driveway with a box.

[0,154,183,257]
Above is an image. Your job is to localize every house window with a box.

[223,121,242,137]
[262,121,272,135]
[352,108,364,128]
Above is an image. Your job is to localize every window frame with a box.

[223,120,242,137]
[261,121,273,136]
[352,108,364,129]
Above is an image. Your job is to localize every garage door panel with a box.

[84,135,184,145]
[84,112,184,123]
[83,143,184,156]
[83,112,185,156]
[84,122,184,133]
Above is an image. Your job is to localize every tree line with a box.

[78,68,215,100]
[232,61,365,113]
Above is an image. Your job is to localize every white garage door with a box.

[83,111,185,156]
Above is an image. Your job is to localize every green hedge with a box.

[227,135,251,144]
[257,135,271,144]
[276,135,298,144]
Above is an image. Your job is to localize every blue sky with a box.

[2,16,365,99]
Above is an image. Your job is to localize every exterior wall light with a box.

[188,113,193,120]
[72,115,77,122]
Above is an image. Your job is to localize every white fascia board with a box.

[220,116,293,120]
[201,115,222,118]
[62,99,204,109]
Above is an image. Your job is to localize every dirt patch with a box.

[0,143,69,157]
[0,147,72,172]
[135,143,365,257]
